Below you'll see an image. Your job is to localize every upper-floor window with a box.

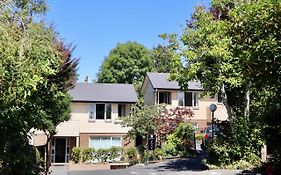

[158,91,171,104]
[178,91,199,107]
[89,104,112,121]
[118,104,126,117]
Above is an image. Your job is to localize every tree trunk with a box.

[244,83,251,117]
[44,132,55,175]
[221,84,234,121]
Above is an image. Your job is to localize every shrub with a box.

[125,147,138,165]
[126,147,137,160]
[155,147,164,160]
[161,133,181,157]
[174,123,194,155]
[81,148,95,163]
[96,148,109,162]
[206,117,262,168]
[71,147,81,163]
[108,146,121,162]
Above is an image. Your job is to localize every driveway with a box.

[50,152,259,175]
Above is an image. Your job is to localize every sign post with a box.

[148,134,156,150]
[146,134,156,161]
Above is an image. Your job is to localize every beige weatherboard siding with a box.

[71,103,131,134]
[31,82,138,163]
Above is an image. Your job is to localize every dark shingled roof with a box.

[68,83,138,103]
[147,72,203,90]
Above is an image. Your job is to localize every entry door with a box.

[55,138,66,163]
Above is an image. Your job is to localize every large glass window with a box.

[90,136,121,149]
[159,92,171,104]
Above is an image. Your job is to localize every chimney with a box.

[84,76,88,83]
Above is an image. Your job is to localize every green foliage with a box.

[97,41,154,96]
[81,148,95,163]
[155,148,164,161]
[151,44,175,73]
[161,133,181,157]
[71,147,81,164]
[126,147,138,160]
[167,0,281,168]
[161,123,195,158]
[122,104,165,138]
[125,147,138,165]
[0,1,78,174]
[108,146,121,162]
[207,117,262,167]
[174,123,194,157]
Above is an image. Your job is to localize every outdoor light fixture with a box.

[209,103,217,139]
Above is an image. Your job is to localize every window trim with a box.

[88,103,112,122]
[178,91,199,108]
[158,91,171,104]
[89,136,122,149]
[118,104,126,117]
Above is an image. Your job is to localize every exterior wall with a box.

[55,102,131,136]
[78,103,131,134]
[144,88,228,130]
[171,91,178,106]
[143,79,155,105]
[69,137,76,157]
[32,133,47,146]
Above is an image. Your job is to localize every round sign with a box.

[209,103,217,112]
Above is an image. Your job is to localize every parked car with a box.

[201,125,220,149]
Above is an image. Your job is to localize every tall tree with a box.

[0,0,79,174]
[150,34,179,73]
[97,41,154,95]
[168,0,281,167]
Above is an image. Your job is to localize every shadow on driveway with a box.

[152,151,209,172]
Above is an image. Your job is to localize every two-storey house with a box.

[141,73,228,129]
[32,82,137,163]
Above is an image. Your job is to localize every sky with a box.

[46,0,210,82]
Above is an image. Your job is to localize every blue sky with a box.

[46,0,210,82]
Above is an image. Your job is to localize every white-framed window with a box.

[158,91,171,104]
[118,104,126,117]
[89,136,121,149]
[178,91,199,107]
[89,104,112,121]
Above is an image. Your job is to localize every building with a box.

[31,82,137,163]
[141,72,228,129]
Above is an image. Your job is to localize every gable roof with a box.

[68,83,138,103]
[146,72,203,91]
